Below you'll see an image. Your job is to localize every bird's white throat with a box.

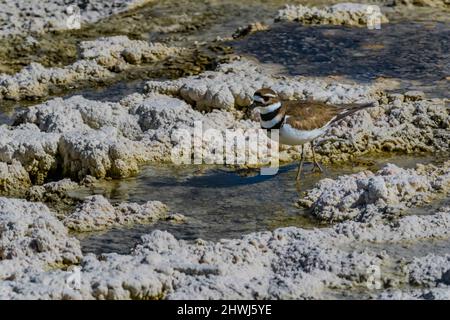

[258,102,281,114]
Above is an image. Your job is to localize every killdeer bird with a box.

[252,88,374,180]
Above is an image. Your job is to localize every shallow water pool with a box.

[75,154,443,255]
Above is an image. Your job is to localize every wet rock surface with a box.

[26,179,81,212]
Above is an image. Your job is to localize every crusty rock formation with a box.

[393,0,450,8]
[26,179,79,206]
[145,59,378,110]
[80,36,179,69]
[0,0,155,38]
[146,60,448,163]
[299,161,450,222]
[408,254,450,286]
[378,251,450,300]
[333,206,450,242]
[59,127,150,179]
[275,3,389,27]
[16,93,142,139]
[316,96,450,162]
[0,124,60,184]
[1,205,450,299]
[0,160,31,195]
[0,36,181,101]
[9,93,259,182]
[63,195,168,232]
[0,197,82,269]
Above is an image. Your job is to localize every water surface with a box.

[231,21,450,98]
[76,154,444,255]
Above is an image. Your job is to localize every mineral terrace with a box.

[0,0,449,300]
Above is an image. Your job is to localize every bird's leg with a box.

[311,140,323,173]
[296,144,305,180]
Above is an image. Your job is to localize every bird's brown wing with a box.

[284,100,374,130]
[284,100,341,130]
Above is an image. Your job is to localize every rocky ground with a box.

[0,0,449,300]
[0,36,183,101]
[0,0,155,38]
[1,195,449,299]
[299,161,450,223]
[275,3,389,26]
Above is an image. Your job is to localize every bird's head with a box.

[252,88,280,107]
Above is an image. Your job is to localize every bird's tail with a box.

[332,102,376,123]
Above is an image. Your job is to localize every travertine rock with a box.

[63,195,168,232]
[299,162,450,222]
[58,127,150,179]
[145,59,378,111]
[275,3,389,27]
[0,36,180,101]
[0,0,155,38]
[0,124,60,184]
[2,204,450,299]
[0,160,31,195]
[0,197,82,266]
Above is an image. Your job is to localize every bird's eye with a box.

[263,96,269,101]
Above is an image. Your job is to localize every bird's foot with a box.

[312,161,324,173]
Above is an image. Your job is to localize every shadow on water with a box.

[146,164,297,189]
[230,21,450,97]
[76,154,444,255]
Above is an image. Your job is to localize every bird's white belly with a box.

[278,124,326,146]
